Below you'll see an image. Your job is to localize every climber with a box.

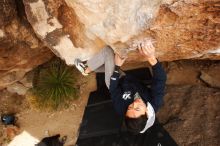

[74,41,166,134]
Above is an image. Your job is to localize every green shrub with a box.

[32,59,78,109]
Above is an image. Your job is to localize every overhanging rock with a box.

[23,0,220,64]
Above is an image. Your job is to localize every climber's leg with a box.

[87,46,115,88]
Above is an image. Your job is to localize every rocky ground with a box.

[158,60,220,146]
[0,60,220,146]
[159,85,220,146]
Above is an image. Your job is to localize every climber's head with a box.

[126,98,147,118]
[125,98,148,134]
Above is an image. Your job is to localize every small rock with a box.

[19,71,34,88]
[5,125,19,140]
[200,71,220,88]
[6,82,29,95]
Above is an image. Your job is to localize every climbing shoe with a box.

[74,59,89,76]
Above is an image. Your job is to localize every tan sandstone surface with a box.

[23,0,220,64]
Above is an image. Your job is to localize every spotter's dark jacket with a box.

[109,61,167,116]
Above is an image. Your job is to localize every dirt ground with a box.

[0,72,97,146]
[0,60,220,146]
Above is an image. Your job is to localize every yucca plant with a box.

[32,59,78,109]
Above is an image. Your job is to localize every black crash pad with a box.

[76,67,178,146]
[76,120,178,146]
[78,100,122,139]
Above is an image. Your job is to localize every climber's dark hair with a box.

[125,114,148,134]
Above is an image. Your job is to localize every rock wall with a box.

[23,0,220,64]
[0,0,54,89]
[0,0,220,88]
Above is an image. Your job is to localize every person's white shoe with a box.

[74,59,89,76]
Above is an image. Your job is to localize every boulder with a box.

[158,85,220,145]
[0,0,54,89]
[23,0,220,64]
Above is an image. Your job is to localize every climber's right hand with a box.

[138,41,157,66]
